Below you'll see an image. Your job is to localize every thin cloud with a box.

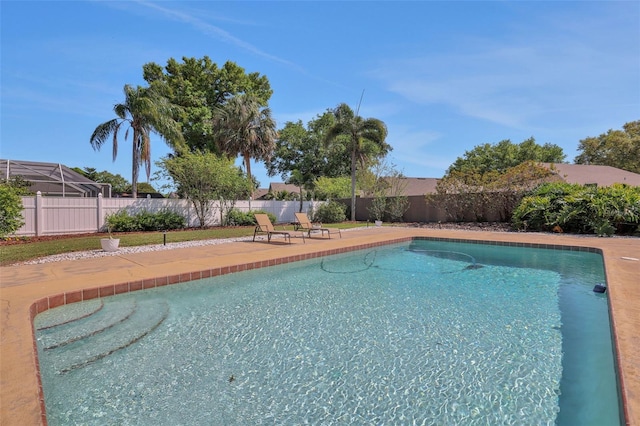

[372,7,639,130]
[132,0,305,72]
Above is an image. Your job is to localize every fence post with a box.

[35,191,43,236]
[97,193,104,232]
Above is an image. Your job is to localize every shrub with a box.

[151,209,187,230]
[386,196,409,222]
[313,201,346,223]
[226,209,256,226]
[368,197,386,221]
[226,209,277,226]
[0,185,25,238]
[512,182,640,236]
[106,209,186,232]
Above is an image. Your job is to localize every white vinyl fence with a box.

[15,192,320,237]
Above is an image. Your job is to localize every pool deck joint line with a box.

[1,227,638,425]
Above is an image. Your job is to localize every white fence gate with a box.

[15,192,319,237]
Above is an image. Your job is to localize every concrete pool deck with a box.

[1,227,638,425]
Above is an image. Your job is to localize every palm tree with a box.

[325,103,390,221]
[213,94,277,195]
[89,84,183,198]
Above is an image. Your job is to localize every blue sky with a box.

[2,1,639,189]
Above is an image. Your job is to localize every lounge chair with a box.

[253,213,303,244]
[294,212,341,239]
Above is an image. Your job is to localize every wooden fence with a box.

[15,192,319,237]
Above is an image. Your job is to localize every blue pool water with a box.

[35,240,621,425]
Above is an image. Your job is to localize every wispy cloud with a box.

[130,0,305,72]
[371,7,639,130]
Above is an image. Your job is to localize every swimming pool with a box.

[35,239,621,425]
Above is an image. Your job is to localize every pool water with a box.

[35,240,621,425]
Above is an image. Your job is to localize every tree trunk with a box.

[350,150,357,221]
[244,153,253,198]
[131,134,138,199]
[299,185,303,212]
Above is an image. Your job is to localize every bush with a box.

[313,201,346,223]
[106,210,138,232]
[106,209,186,232]
[150,209,187,230]
[386,196,410,222]
[226,209,255,226]
[0,185,25,238]
[512,182,640,236]
[226,209,278,226]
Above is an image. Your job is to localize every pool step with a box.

[38,299,137,350]
[35,299,104,330]
[41,299,169,374]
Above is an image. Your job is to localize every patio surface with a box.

[1,227,638,425]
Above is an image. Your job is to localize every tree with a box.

[267,113,351,205]
[432,161,555,222]
[574,120,640,174]
[2,175,33,196]
[90,84,183,198]
[446,138,566,175]
[142,57,272,153]
[313,176,351,200]
[72,167,129,194]
[0,184,25,237]
[325,103,390,221]
[213,94,277,193]
[126,182,158,194]
[384,169,410,222]
[157,151,251,227]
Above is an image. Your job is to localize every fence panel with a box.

[16,196,36,236]
[13,194,320,237]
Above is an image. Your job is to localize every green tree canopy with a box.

[212,94,277,193]
[72,167,130,194]
[433,161,556,222]
[267,112,350,200]
[574,120,640,174]
[325,103,391,221]
[89,84,184,198]
[313,176,351,200]
[126,182,158,194]
[446,138,566,176]
[157,151,251,227]
[142,57,272,154]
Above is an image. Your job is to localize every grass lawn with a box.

[0,223,367,266]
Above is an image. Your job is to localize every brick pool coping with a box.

[1,227,638,425]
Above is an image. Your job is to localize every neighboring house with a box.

[1,159,110,197]
[390,177,440,196]
[251,163,640,201]
[541,163,640,187]
[252,188,269,200]
[259,182,306,200]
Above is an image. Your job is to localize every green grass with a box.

[0,223,367,266]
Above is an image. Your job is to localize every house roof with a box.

[268,183,305,194]
[541,163,640,187]
[395,177,441,196]
[1,159,110,197]
[252,188,269,200]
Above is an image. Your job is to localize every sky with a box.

[2,1,639,191]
